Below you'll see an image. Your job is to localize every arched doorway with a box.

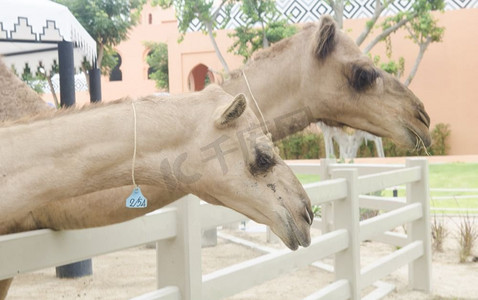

[188,63,215,91]
[109,52,122,81]
[146,50,156,79]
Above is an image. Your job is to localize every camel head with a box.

[300,16,431,149]
[183,85,313,250]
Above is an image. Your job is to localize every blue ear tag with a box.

[126,186,148,208]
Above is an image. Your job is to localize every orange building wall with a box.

[45,5,478,155]
[343,9,478,155]
[409,9,478,156]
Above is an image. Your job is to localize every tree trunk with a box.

[404,38,432,86]
[362,17,410,53]
[82,45,104,92]
[206,21,230,74]
[261,21,269,48]
[96,46,104,70]
[81,65,90,92]
[355,0,386,46]
[46,75,59,108]
[331,0,344,29]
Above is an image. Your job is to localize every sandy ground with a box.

[6,217,478,300]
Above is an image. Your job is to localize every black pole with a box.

[56,260,93,279]
[89,67,102,103]
[58,41,76,107]
[55,40,92,278]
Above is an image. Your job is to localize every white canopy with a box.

[0,0,97,74]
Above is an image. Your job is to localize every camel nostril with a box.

[418,109,430,128]
[304,206,314,225]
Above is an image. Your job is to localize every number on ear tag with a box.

[126,187,148,208]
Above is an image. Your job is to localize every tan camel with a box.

[222,16,431,147]
[0,83,313,299]
[4,15,432,233]
[0,15,432,298]
[1,16,431,235]
[22,15,432,232]
[0,84,313,248]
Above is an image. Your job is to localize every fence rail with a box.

[202,229,349,300]
[0,208,177,281]
[0,158,432,299]
[384,186,478,214]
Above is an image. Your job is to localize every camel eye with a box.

[257,152,273,168]
[349,64,379,92]
[249,148,276,176]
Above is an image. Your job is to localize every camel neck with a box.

[0,100,193,216]
[222,55,310,141]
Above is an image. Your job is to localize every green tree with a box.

[360,0,444,52]
[37,62,61,107]
[17,64,44,95]
[229,19,297,62]
[54,0,146,74]
[403,11,444,85]
[239,0,278,48]
[329,0,445,86]
[228,1,297,62]
[153,0,234,73]
[144,41,169,90]
[322,0,445,159]
[15,60,61,105]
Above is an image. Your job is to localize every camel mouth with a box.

[284,217,312,250]
[203,193,312,251]
[403,106,431,150]
[405,126,432,150]
[272,207,312,251]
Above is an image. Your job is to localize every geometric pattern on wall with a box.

[188,0,478,31]
[1,18,71,42]
[40,73,89,94]
[445,0,478,9]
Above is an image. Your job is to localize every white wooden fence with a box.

[0,158,431,299]
[388,186,478,214]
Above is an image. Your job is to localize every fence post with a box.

[201,228,218,247]
[266,226,280,243]
[320,158,334,234]
[331,168,361,299]
[156,195,202,299]
[406,158,431,292]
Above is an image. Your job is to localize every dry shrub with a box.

[276,126,323,159]
[431,214,448,252]
[455,212,478,263]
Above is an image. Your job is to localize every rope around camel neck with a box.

[131,102,138,187]
[130,76,274,186]
[242,70,271,136]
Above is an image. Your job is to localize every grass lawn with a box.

[296,174,320,184]
[296,162,478,213]
[429,163,478,189]
[428,163,478,213]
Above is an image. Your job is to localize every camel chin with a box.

[268,206,312,251]
[319,118,431,152]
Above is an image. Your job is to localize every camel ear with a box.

[315,15,336,59]
[214,93,247,128]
